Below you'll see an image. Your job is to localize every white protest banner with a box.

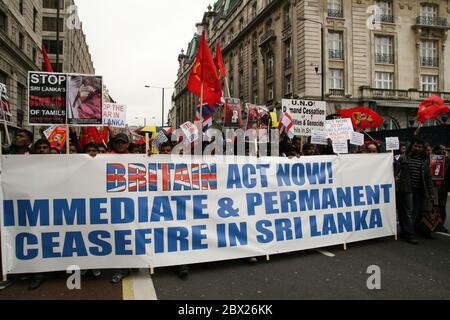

[386,137,400,151]
[350,132,365,146]
[1,154,397,274]
[311,130,328,146]
[282,99,326,137]
[103,103,126,128]
[181,121,199,143]
[325,118,354,141]
[332,140,349,154]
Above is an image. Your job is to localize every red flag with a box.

[214,41,227,78]
[416,95,450,123]
[80,127,108,149]
[337,106,384,130]
[187,32,223,107]
[41,43,54,73]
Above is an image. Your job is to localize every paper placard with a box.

[181,121,199,143]
[103,103,126,128]
[350,132,365,146]
[325,118,354,141]
[332,140,349,154]
[386,137,400,151]
[282,99,326,137]
[311,130,329,146]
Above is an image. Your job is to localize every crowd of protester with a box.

[0,127,448,290]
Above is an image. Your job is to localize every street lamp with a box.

[144,85,175,127]
[298,17,325,102]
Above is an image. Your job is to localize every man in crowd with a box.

[83,142,99,158]
[33,139,51,154]
[3,129,33,155]
[108,133,130,154]
[396,138,435,244]
[433,144,449,233]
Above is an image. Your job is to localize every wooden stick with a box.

[145,133,150,155]
[150,267,155,276]
[363,130,376,143]
[224,77,231,98]
[0,131,2,156]
[66,124,70,154]
[343,243,347,251]
[266,255,270,262]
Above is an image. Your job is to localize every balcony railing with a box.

[376,14,394,23]
[375,53,394,64]
[416,16,449,27]
[260,29,276,47]
[329,89,345,97]
[359,87,450,101]
[328,9,343,18]
[329,49,344,60]
[421,57,438,67]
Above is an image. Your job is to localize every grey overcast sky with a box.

[75,0,212,127]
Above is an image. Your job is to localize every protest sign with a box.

[430,155,446,181]
[282,99,326,137]
[103,103,126,128]
[28,72,67,125]
[325,118,354,141]
[223,98,242,128]
[386,137,400,151]
[0,82,13,124]
[246,104,270,143]
[152,129,169,149]
[332,140,349,154]
[181,121,199,143]
[311,130,328,146]
[350,132,365,146]
[1,154,397,274]
[47,126,67,151]
[67,74,103,125]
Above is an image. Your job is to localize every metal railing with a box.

[260,29,276,46]
[421,57,438,67]
[329,89,345,96]
[416,16,448,27]
[329,49,344,60]
[376,14,394,23]
[328,9,343,18]
[375,53,394,64]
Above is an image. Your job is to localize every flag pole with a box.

[66,124,70,154]
[224,76,231,98]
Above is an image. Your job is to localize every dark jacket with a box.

[446,157,450,192]
[396,155,434,195]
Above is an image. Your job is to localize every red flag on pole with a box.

[42,43,54,72]
[215,41,227,78]
[187,32,223,107]
[416,95,450,123]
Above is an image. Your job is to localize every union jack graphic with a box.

[107,164,127,193]
[128,164,147,192]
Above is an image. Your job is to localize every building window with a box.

[252,2,257,19]
[229,76,234,97]
[328,31,343,60]
[253,90,258,104]
[239,18,244,32]
[375,72,394,89]
[43,0,63,9]
[421,75,438,92]
[375,36,394,64]
[0,72,7,85]
[43,39,63,55]
[284,38,292,68]
[19,32,24,50]
[267,83,274,101]
[266,53,274,77]
[421,40,438,67]
[375,0,394,23]
[0,11,6,33]
[239,71,244,93]
[329,69,343,89]
[328,0,343,18]
[421,4,438,19]
[252,32,258,53]
[239,44,244,64]
[19,0,24,15]
[252,61,258,85]
[43,17,64,32]
[285,75,292,94]
[32,47,37,64]
[33,8,38,32]
[283,4,291,28]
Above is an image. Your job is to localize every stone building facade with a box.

[173,0,450,130]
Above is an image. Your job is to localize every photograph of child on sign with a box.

[67,75,103,125]
[224,98,243,128]
[245,104,271,142]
